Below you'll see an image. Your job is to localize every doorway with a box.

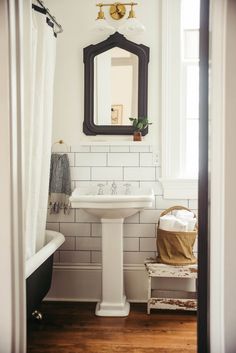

[0,0,210,352]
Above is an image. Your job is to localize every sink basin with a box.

[70,186,154,219]
[69,185,154,317]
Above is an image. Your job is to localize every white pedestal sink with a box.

[70,185,154,317]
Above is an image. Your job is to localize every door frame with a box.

[1,0,212,352]
[198,0,210,351]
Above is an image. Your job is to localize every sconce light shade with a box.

[93,4,116,35]
[93,18,116,35]
[118,17,145,36]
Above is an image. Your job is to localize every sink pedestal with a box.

[95,218,130,317]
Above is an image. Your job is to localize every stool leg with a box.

[147,276,151,315]
[147,302,150,315]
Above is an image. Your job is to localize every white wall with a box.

[47,0,161,144]
[46,0,198,302]
[224,0,236,351]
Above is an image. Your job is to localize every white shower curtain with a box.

[24,9,57,259]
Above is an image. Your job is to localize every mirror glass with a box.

[94,47,138,126]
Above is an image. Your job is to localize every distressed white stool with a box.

[145,259,197,314]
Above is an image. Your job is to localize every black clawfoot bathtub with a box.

[26,230,65,319]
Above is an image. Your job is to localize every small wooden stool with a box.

[145,259,197,314]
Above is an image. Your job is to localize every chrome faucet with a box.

[111,181,117,195]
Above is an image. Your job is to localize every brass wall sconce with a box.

[109,3,127,20]
[94,2,145,36]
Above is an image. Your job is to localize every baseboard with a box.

[46,264,149,302]
[46,263,196,302]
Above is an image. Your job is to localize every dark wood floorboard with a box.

[27,302,197,353]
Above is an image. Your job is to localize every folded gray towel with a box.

[49,153,72,214]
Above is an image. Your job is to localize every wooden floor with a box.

[27,302,197,353]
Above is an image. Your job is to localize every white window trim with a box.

[160,0,198,200]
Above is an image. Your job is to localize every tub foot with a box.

[32,310,43,321]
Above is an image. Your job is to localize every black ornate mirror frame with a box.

[83,32,150,135]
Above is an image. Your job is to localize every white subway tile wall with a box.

[75,153,107,167]
[47,222,60,232]
[124,167,156,181]
[60,223,90,237]
[71,167,90,180]
[139,153,153,166]
[107,153,139,166]
[76,237,101,251]
[91,223,102,237]
[60,236,76,251]
[60,250,91,263]
[47,144,198,265]
[124,238,140,251]
[91,251,102,263]
[91,167,123,181]
[76,209,99,223]
[53,251,60,263]
[67,153,75,166]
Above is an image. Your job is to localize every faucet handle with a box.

[123,183,131,195]
[97,183,105,195]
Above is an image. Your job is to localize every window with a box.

[181,0,200,178]
[161,0,200,199]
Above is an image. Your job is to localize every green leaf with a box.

[137,122,143,130]
[142,118,148,124]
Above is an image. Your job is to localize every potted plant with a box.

[129,117,152,141]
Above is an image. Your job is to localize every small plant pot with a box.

[133,131,142,141]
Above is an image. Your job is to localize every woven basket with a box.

[156,206,197,266]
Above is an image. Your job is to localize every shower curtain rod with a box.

[35,0,63,34]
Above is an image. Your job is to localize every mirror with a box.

[83,32,149,135]
[94,47,138,126]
